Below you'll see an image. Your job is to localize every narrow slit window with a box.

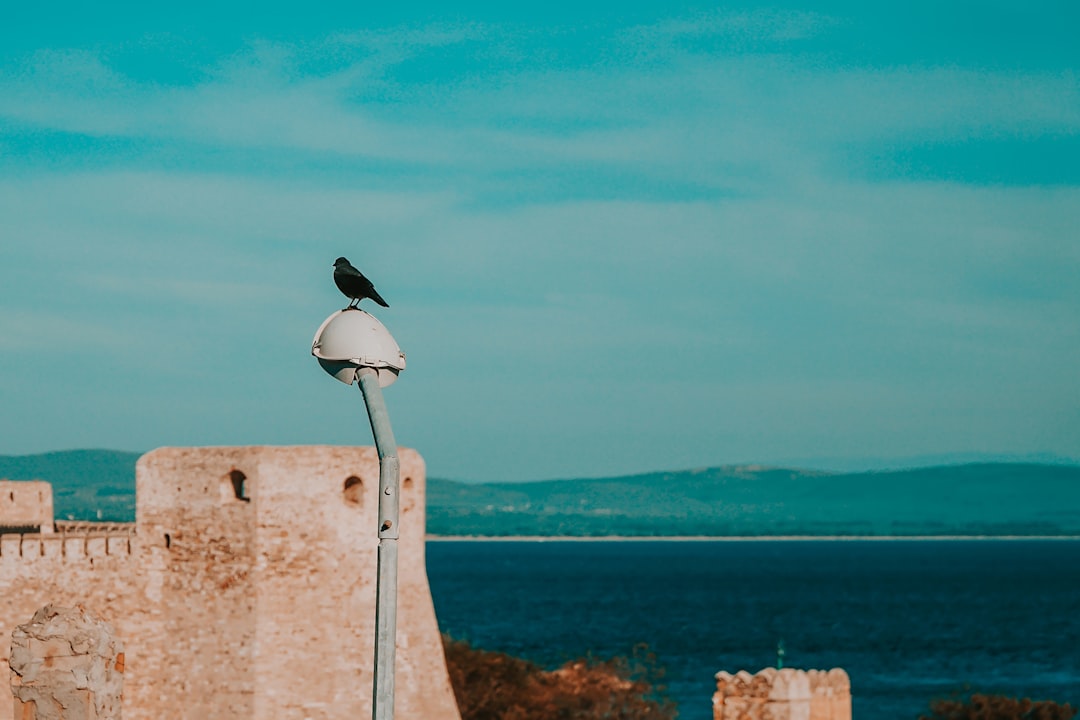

[229,470,250,503]
[343,476,363,506]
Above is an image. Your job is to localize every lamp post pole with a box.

[312,308,407,720]
[357,367,400,720]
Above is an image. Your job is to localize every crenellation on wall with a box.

[85,534,108,558]
[715,667,851,720]
[2,528,135,561]
[807,669,851,720]
[1,529,138,566]
[62,535,83,558]
[40,535,63,559]
[18,534,41,559]
[105,533,130,555]
[1,534,22,558]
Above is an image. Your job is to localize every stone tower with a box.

[1,446,460,720]
[0,481,53,534]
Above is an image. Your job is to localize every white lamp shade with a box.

[311,309,406,387]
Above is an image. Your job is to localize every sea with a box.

[426,539,1080,720]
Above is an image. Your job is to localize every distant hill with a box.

[427,464,1080,537]
[3,451,1079,536]
[0,450,139,522]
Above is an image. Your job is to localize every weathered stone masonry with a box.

[1,446,461,720]
[0,481,53,534]
[10,604,125,720]
[714,667,851,720]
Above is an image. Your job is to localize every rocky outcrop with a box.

[9,604,124,720]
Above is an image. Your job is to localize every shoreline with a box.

[426,534,1080,542]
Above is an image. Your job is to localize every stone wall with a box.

[714,667,851,720]
[808,669,851,720]
[0,446,460,720]
[0,481,53,533]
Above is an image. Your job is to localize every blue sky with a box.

[1,2,1077,480]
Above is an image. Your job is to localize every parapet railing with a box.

[55,521,136,534]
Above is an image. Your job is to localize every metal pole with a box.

[357,368,400,720]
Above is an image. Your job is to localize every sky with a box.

[1,1,1078,481]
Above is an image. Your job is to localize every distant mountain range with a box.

[0,450,138,522]
[3,450,1079,536]
[427,464,1080,536]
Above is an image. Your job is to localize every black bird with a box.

[333,257,389,309]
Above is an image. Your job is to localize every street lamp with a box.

[312,308,407,720]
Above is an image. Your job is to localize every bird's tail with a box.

[371,289,390,308]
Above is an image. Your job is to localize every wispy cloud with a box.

[618,8,838,50]
[2,18,1076,185]
[1,10,1077,475]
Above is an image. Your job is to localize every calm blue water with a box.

[426,540,1080,720]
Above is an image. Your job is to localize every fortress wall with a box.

[714,667,851,720]
[133,447,261,718]
[2,446,460,720]
[0,527,144,720]
[137,446,459,720]
[247,446,380,718]
[0,481,53,533]
[246,446,457,720]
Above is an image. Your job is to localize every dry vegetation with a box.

[922,694,1076,720]
[442,635,677,720]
